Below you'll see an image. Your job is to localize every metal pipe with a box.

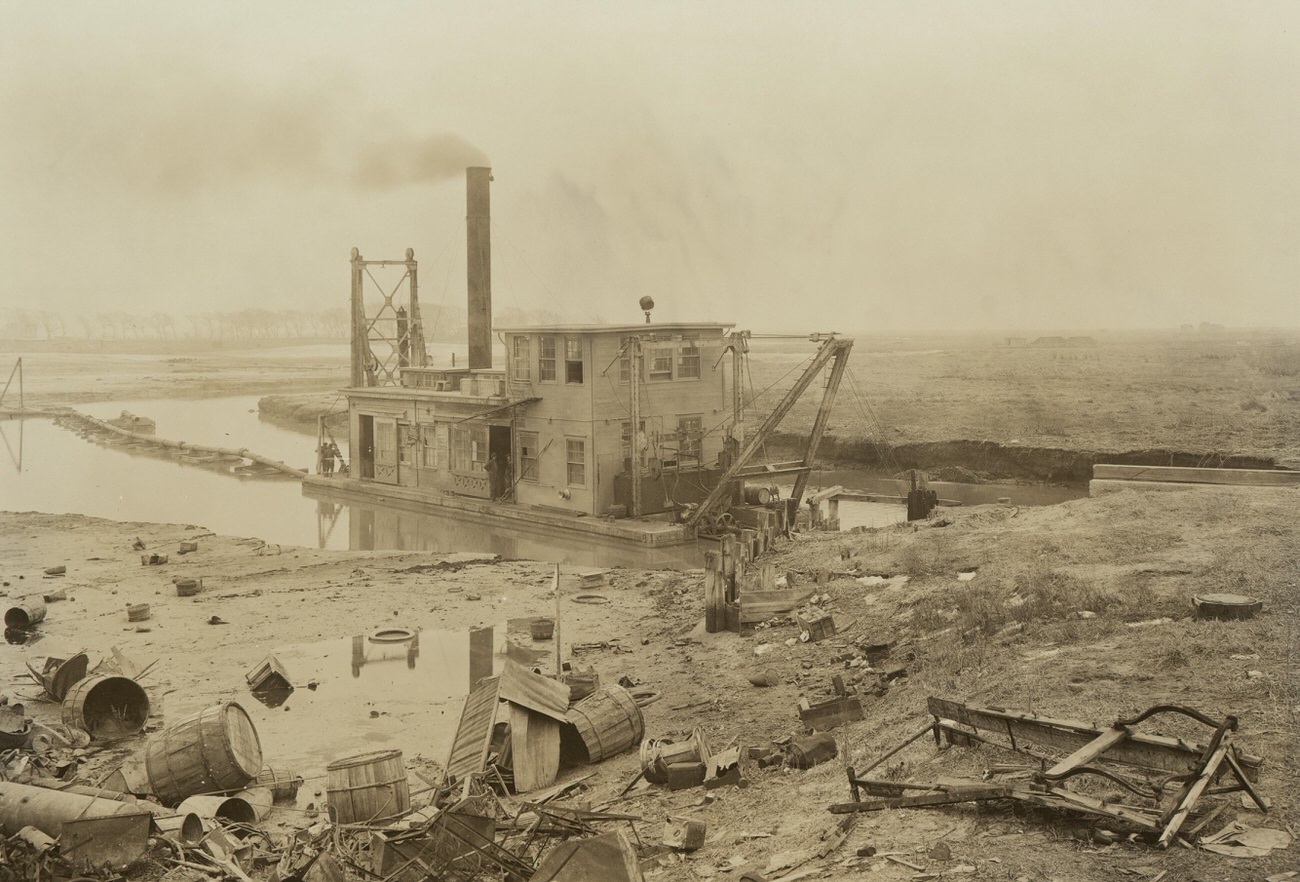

[466,167,493,370]
[0,781,151,838]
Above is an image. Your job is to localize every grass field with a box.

[745,329,1300,469]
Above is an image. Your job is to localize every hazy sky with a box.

[2,1,1297,332]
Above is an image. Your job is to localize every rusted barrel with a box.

[561,684,644,764]
[255,768,304,802]
[4,597,46,629]
[325,749,410,824]
[144,702,262,806]
[530,618,555,640]
[61,675,150,741]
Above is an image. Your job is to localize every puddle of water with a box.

[240,621,552,807]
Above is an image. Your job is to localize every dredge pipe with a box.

[66,412,307,478]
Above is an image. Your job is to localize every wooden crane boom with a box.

[686,335,853,528]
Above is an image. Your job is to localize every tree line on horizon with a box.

[0,304,561,342]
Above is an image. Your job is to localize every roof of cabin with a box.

[494,322,734,335]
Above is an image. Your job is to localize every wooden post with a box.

[553,564,562,677]
[721,535,737,602]
[703,551,721,633]
[760,562,776,591]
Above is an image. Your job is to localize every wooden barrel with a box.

[255,767,304,802]
[144,702,262,806]
[743,484,773,505]
[62,675,150,741]
[561,684,645,764]
[175,578,202,597]
[326,749,409,824]
[126,603,151,622]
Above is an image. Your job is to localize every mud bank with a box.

[771,433,1282,486]
[257,392,348,435]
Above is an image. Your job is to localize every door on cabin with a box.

[373,417,399,485]
[357,415,375,480]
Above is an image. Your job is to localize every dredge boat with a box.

[303,168,851,549]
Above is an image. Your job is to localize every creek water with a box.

[0,395,1076,566]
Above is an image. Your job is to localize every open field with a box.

[746,330,1300,472]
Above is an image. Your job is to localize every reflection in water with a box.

[250,683,294,708]
[350,630,421,678]
[314,490,706,569]
[240,621,553,787]
[4,628,35,645]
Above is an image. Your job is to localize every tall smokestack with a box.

[466,166,493,370]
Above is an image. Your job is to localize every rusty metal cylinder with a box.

[0,781,151,838]
[4,596,46,629]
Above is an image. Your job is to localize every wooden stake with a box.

[553,564,562,678]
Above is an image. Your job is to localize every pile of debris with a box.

[829,696,1288,854]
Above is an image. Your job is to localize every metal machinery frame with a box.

[349,247,429,388]
[685,334,854,530]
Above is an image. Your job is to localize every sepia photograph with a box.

[1,2,1296,879]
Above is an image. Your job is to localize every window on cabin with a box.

[518,431,539,483]
[648,347,674,381]
[677,338,701,379]
[511,337,531,381]
[538,336,557,382]
[565,337,584,384]
[422,426,438,468]
[397,422,412,464]
[565,437,586,485]
[677,414,703,461]
[452,425,487,473]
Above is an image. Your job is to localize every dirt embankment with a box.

[770,433,1282,486]
[2,484,1296,881]
[257,392,349,435]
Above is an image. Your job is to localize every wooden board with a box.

[498,660,570,722]
[1092,464,1300,486]
[799,695,864,730]
[508,703,560,793]
[738,588,816,623]
[444,677,500,784]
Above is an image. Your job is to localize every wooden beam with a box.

[1092,464,1299,487]
[792,340,852,507]
[829,786,1010,814]
[687,336,852,528]
[1043,727,1130,778]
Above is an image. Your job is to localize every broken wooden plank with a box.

[498,660,570,722]
[508,703,561,793]
[829,786,1010,814]
[444,677,500,784]
[928,697,1262,779]
[1043,726,1131,779]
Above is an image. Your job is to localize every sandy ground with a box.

[3,482,1296,881]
